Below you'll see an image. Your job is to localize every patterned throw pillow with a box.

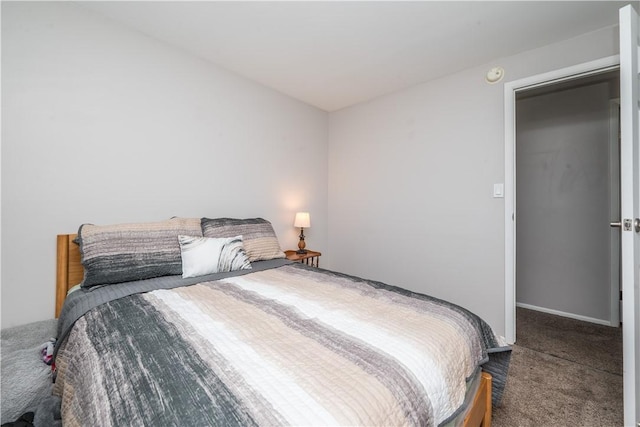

[178,235,251,278]
[78,218,202,287]
[200,218,285,262]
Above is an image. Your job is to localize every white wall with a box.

[1,1,622,334]
[327,25,620,336]
[1,2,328,328]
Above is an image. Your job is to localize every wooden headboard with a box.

[56,234,84,317]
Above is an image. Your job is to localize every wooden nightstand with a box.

[285,250,322,268]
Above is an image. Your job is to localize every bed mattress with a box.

[53,261,510,426]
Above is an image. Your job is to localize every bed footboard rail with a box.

[464,372,492,427]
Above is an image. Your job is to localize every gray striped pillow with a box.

[200,218,285,262]
[178,235,251,277]
[78,218,202,287]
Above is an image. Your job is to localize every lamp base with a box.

[297,227,307,254]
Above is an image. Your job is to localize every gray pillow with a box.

[78,218,202,287]
[200,217,285,262]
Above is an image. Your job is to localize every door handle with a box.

[612,219,640,232]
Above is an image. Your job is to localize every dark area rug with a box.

[493,308,623,427]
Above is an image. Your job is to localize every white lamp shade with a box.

[294,212,311,228]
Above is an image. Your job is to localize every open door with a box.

[619,4,639,426]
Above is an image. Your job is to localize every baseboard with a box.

[515,303,613,326]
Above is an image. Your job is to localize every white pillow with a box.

[178,235,251,278]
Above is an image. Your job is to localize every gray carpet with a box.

[1,319,57,424]
[493,308,623,427]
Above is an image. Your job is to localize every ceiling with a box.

[78,1,631,112]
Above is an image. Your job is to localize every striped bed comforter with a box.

[53,263,509,427]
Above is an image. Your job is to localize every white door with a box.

[619,4,639,426]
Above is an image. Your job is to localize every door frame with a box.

[609,98,621,328]
[503,55,620,344]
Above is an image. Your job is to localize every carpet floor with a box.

[493,308,623,427]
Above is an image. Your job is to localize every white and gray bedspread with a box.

[53,261,510,427]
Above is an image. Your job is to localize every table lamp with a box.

[294,212,311,254]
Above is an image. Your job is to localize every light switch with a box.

[493,183,504,198]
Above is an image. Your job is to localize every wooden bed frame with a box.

[55,233,493,427]
[55,234,84,318]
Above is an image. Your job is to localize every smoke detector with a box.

[485,67,505,84]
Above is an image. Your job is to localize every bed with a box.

[51,218,510,427]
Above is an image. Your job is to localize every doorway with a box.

[504,9,640,422]
[515,70,620,326]
[503,55,620,344]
